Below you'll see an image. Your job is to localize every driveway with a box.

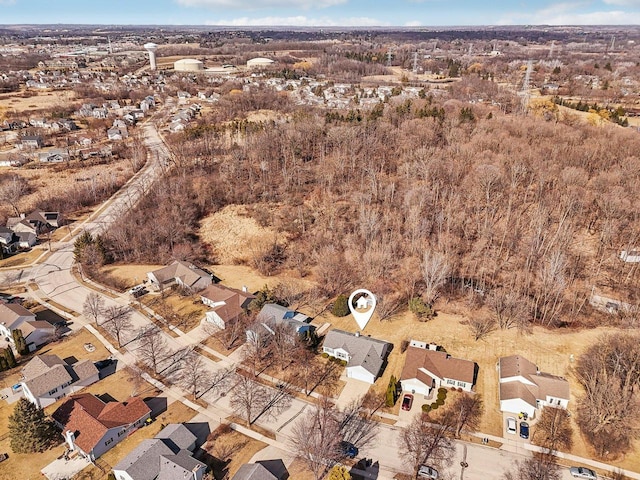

[335,374,372,409]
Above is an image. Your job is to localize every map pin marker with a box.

[348,289,376,330]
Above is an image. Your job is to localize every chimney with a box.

[65,430,76,450]
[242,285,248,293]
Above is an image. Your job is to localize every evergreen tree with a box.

[331,294,350,317]
[12,329,28,355]
[8,398,59,453]
[4,346,16,368]
[0,355,7,372]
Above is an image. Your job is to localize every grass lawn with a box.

[100,264,163,289]
[0,248,45,268]
[39,327,111,364]
[204,428,267,480]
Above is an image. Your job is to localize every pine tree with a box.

[331,294,350,317]
[0,355,7,372]
[4,346,16,368]
[12,329,28,355]
[8,398,59,453]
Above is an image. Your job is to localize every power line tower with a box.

[520,59,533,113]
[412,51,418,74]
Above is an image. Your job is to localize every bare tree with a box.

[448,393,483,437]
[465,315,496,341]
[102,305,133,347]
[137,327,171,375]
[399,411,456,475]
[289,396,342,480]
[82,292,105,325]
[200,365,236,397]
[531,407,572,453]
[487,287,530,330]
[230,374,267,425]
[502,454,561,480]
[250,379,293,425]
[0,173,28,217]
[421,250,451,305]
[220,312,251,350]
[337,395,380,450]
[178,352,212,400]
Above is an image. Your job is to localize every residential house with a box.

[38,148,70,163]
[0,302,36,338]
[620,249,640,263]
[322,329,392,384]
[112,423,207,480]
[19,320,56,351]
[107,126,128,141]
[20,135,44,149]
[246,303,314,345]
[498,355,570,419]
[400,340,477,396]
[200,284,255,330]
[20,354,100,408]
[0,227,18,254]
[53,393,151,461]
[147,260,213,292]
[0,154,29,167]
[232,460,289,480]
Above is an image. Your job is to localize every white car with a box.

[506,417,517,434]
[417,465,439,479]
[569,467,597,479]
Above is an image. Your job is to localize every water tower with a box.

[144,42,158,70]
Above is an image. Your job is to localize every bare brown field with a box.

[0,90,76,117]
[101,264,163,288]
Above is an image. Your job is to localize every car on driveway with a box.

[402,393,414,411]
[128,285,146,297]
[417,465,439,479]
[94,358,114,370]
[569,467,597,479]
[339,441,358,459]
[519,421,529,439]
[506,417,517,434]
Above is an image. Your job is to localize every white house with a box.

[498,355,570,419]
[322,329,392,384]
[0,302,36,339]
[113,423,206,480]
[400,340,477,396]
[53,393,150,461]
[200,284,255,330]
[21,354,100,408]
[19,320,56,351]
[620,249,640,263]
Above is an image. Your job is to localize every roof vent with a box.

[355,331,360,337]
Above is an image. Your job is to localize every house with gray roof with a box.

[0,302,35,338]
[20,354,99,408]
[322,329,392,384]
[147,260,213,293]
[246,303,314,345]
[112,423,206,480]
[232,460,289,480]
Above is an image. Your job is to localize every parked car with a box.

[506,417,517,434]
[94,358,114,370]
[417,465,439,479]
[339,441,358,459]
[569,467,597,479]
[519,421,529,439]
[128,285,146,297]
[402,393,414,411]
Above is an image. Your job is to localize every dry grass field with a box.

[0,90,76,117]
[100,264,163,289]
[205,428,268,480]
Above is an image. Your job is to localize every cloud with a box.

[177,0,346,9]
[0,0,17,5]
[205,15,387,26]
[602,0,640,5]
[498,1,640,24]
[405,20,422,26]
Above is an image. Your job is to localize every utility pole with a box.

[412,51,418,74]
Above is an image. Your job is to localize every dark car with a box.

[339,441,358,459]
[94,359,115,370]
[519,421,529,439]
[402,393,414,411]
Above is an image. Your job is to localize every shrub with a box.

[430,402,439,410]
[409,297,433,320]
[400,339,410,353]
[340,360,347,367]
[437,392,446,401]
[435,398,445,406]
[422,404,431,413]
[438,387,447,394]
[331,294,350,317]
[321,352,329,358]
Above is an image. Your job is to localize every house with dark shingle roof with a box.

[322,329,392,384]
[147,260,213,293]
[400,340,477,396]
[53,393,150,461]
[112,423,206,480]
[498,355,570,418]
[246,303,314,345]
[232,460,289,480]
[200,284,255,330]
[20,354,99,408]
[0,302,35,338]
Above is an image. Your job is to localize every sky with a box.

[1,0,640,26]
